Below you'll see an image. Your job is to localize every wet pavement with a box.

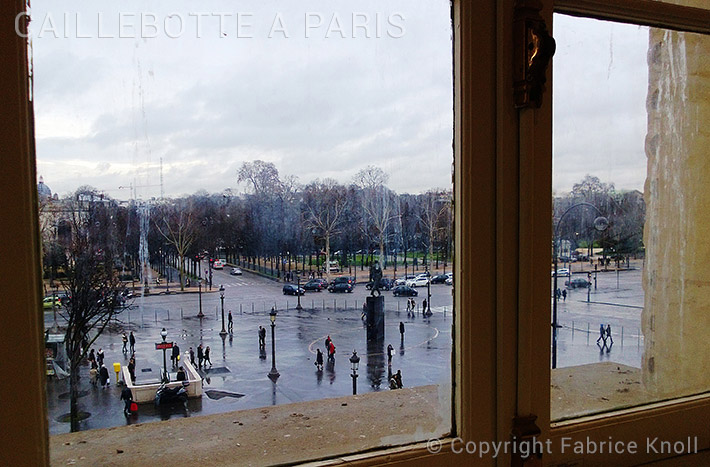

[45,292,453,435]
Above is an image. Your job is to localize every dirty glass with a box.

[552,13,710,421]
[32,0,454,462]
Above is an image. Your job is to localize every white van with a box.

[322,261,340,273]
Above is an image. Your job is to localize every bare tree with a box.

[154,200,198,291]
[237,160,283,197]
[354,166,397,268]
[417,190,452,268]
[302,179,348,282]
[57,189,126,432]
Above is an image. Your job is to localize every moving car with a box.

[303,279,328,291]
[328,276,354,293]
[212,259,225,269]
[365,278,394,291]
[551,268,570,277]
[282,284,305,295]
[229,267,243,275]
[392,285,418,297]
[42,296,62,309]
[406,276,430,287]
[430,273,451,284]
[566,277,591,288]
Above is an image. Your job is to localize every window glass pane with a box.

[34,0,453,462]
[552,13,710,421]
[652,0,710,10]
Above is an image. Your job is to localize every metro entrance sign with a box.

[155,342,173,350]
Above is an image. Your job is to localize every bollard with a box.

[312,299,314,310]
[397,301,399,312]
[167,309,170,321]
[345,299,347,309]
[252,302,254,313]
[621,326,624,346]
[287,300,289,309]
[572,321,575,337]
[334,299,336,310]
[638,328,640,347]
[587,322,590,334]
[154,309,157,322]
[323,299,325,309]
[240,303,243,314]
[128,310,131,325]
[181,308,183,319]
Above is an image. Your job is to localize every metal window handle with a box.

[514,0,556,108]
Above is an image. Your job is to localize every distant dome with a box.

[37,176,52,199]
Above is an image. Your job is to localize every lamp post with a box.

[552,202,608,369]
[349,350,360,395]
[219,284,227,336]
[425,265,432,316]
[51,284,59,331]
[268,308,280,381]
[296,273,303,310]
[197,279,204,318]
[160,328,168,382]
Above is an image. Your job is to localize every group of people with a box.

[405,298,431,317]
[596,323,614,347]
[188,343,212,369]
[88,347,111,388]
[121,331,136,354]
[313,335,337,372]
[555,288,568,301]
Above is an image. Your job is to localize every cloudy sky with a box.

[30,2,648,200]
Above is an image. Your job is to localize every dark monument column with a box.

[366,295,385,340]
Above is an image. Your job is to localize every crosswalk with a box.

[220,280,256,288]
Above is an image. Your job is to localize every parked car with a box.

[328,276,354,293]
[566,277,591,288]
[551,268,570,277]
[394,275,417,286]
[212,259,225,269]
[365,278,394,291]
[406,276,430,287]
[303,279,328,291]
[392,285,418,297]
[322,261,340,273]
[282,284,305,295]
[430,274,450,284]
[229,267,243,275]
[445,276,453,285]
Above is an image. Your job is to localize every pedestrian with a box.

[89,365,99,386]
[120,386,133,415]
[387,343,394,365]
[328,341,336,362]
[97,348,104,367]
[228,311,233,333]
[186,277,191,287]
[127,356,136,383]
[394,369,403,389]
[197,344,204,369]
[189,347,195,367]
[422,298,427,313]
[556,288,562,300]
[596,324,606,344]
[562,289,567,301]
[171,342,180,368]
[606,324,614,344]
[259,326,266,348]
[88,348,95,364]
[315,349,324,371]
[325,336,331,355]
[121,332,128,353]
[176,366,187,381]
[99,364,110,388]
[406,298,411,315]
[129,331,136,353]
[204,346,212,367]
[399,322,405,340]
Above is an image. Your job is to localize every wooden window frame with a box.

[2,0,710,465]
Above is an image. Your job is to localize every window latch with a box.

[514,0,556,108]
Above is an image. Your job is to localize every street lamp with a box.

[349,350,360,395]
[296,273,303,310]
[425,265,432,316]
[51,283,59,331]
[552,202,608,369]
[219,284,227,336]
[268,308,280,381]
[160,328,168,382]
[197,279,204,318]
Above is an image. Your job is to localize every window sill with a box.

[50,384,450,466]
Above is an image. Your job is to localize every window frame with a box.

[3,0,710,465]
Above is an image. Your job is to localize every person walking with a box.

[121,332,128,353]
[197,344,204,369]
[394,369,403,389]
[258,326,266,348]
[399,322,405,341]
[606,324,614,344]
[120,387,134,415]
[422,298,428,314]
[406,298,412,316]
[328,341,336,362]
[99,364,110,388]
[228,311,233,333]
[89,365,99,386]
[596,324,606,344]
[189,347,195,367]
[315,349,324,371]
[96,348,105,367]
[176,366,187,381]
[171,343,180,368]
[562,289,567,301]
[387,343,394,365]
[204,346,212,367]
[129,331,136,353]
[88,348,95,364]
